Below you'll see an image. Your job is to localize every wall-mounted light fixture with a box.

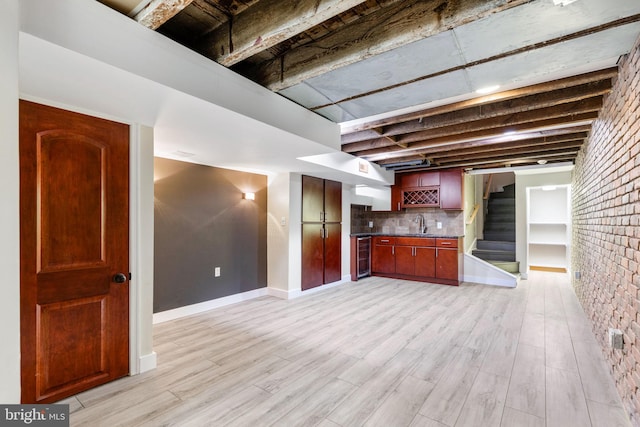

[243,192,255,200]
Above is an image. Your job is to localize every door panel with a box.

[395,246,415,276]
[20,100,130,403]
[415,247,436,278]
[323,179,342,223]
[323,223,341,283]
[302,175,324,222]
[301,224,324,290]
[436,248,458,280]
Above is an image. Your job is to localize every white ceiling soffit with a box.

[282,0,640,122]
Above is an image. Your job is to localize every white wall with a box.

[463,174,478,253]
[288,174,303,293]
[267,173,292,293]
[0,0,21,403]
[514,169,572,277]
[342,185,353,278]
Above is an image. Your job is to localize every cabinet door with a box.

[399,172,420,188]
[395,246,415,276]
[324,223,342,283]
[440,168,463,210]
[419,171,440,187]
[302,224,324,290]
[302,175,325,222]
[324,179,342,222]
[415,247,436,278]
[391,185,402,211]
[436,248,458,280]
[372,244,395,274]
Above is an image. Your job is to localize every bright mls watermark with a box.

[0,405,68,426]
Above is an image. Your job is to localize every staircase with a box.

[472,184,520,274]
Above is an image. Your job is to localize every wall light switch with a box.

[436,222,442,229]
[214,267,221,277]
[281,217,287,226]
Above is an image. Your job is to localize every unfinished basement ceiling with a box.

[99,0,640,171]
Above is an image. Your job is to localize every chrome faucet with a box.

[414,214,427,234]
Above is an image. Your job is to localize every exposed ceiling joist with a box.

[254,0,531,91]
[134,0,195,30]
[196,0,369,66]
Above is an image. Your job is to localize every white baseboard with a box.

[268,275,352,300]
[139,351,157,373]
[463,274,517,287]
[153,287,268,324]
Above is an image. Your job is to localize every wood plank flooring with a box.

[62,272,631,426]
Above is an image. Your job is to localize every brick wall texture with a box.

[572,34,640,426]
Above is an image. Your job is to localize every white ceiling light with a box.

[475,85,501,95]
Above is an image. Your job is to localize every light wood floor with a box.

[63,272,631,426]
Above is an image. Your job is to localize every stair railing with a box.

[466,204,480,225]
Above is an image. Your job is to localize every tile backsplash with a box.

[351,204,464,236]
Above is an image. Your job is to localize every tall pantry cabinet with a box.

[301,175,342,290]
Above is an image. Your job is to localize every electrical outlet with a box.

[214,267,221,277]
[436,222,442,229]
[281,216,287,226]
[368,221,374,228]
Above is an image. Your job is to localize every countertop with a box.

[350,233,463,238]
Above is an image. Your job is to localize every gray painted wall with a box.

[154,158,267,312]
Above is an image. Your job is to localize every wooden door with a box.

[323,223,342,284]
[301,224,324,290]
[20,101,130,403]
[302,175,324,222]
[323,179,342,223]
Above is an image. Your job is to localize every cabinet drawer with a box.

[396,237,435,247]
[373,236,395,245]
[436,238,458,248]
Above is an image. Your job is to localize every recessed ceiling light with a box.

[537,160,548,165]
[475,85,500,95]
[553,0,578,6]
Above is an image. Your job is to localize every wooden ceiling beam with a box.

[340,67,617,134]
[341,80,611,143]
[355,113,597,159]
[134,0,195,30]
[255,0,530,91]
[196,0,368,66]
[432,141,584,164]
[395,96,602,145]
[432,151,580,169]
[343,99,601,154]
[375,133,587,166]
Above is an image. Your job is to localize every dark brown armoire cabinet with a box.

[301,175,342,290]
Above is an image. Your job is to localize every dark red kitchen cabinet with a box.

[436,239,460,281]
[440,168,463,210]
[302,224,325,290]
[394,245,415,276]
[372,237,395,274]
[301,175,342,290]
[415,247,436,278]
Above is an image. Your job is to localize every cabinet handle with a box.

[320,212,324,221]
[440,241,452,245]
[397,202,400,210]
[381,239,390,243]
[436,248,438,257]
[412,247,416,256]
[325,227,328,238]
[320,228,325,239]
[392,247,395,256]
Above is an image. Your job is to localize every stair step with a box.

[488,198,515,206]
[472,249,516,261]
[484,224,516,232]
[484,231,515,241]
[477,240,515,251]
[490,184,516,198]
[488,260,520,274]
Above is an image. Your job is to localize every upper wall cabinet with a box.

[302,175,342,222]
[392,168,463,210]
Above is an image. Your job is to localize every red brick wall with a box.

[572,34,640,425]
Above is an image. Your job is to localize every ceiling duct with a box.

[384,159,431,170]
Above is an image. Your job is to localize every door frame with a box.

[20,97,156,379]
